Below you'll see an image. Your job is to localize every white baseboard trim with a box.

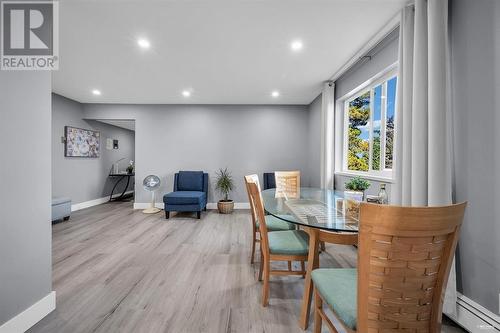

[133,202,250,210]
[0,291,55,333]
[71,191,134,212]
[449,293,500,332]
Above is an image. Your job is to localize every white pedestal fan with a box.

[142,175,161,214]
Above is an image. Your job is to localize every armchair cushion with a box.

[164,191,206,205]
[176,171,204,192]
[311,268,357,330]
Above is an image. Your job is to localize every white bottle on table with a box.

[378,184,388,204]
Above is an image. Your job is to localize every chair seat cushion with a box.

[311,268,357,330]
[268,230,309,255]
[256,215,295,231]
[163,191,206,205]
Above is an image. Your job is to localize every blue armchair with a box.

[163,171,208,219]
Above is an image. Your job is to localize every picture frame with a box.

[64,126,100,158]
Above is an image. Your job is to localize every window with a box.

[342,70,397,179]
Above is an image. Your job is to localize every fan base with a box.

[143,207,161,214]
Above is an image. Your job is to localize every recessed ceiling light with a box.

[291,40,303,52]
[137,38,151,49]
[182,90,191,97]
[92,89,101,96]
[271,91,280,98]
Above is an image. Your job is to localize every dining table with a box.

[261,187,360,330]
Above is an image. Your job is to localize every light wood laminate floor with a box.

[29,202,467,333]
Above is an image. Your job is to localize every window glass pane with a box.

[347,91,370,171]
[385,77,397,169]
[372,84,382,170]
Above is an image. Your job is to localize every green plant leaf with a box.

[215,168,234,201]
[344,176,371,191]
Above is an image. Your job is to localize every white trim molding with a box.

[133,202,250,210]
[450,293,500,332]
[334,171,395,184]
[336,64,398,182]
[0,291,55,333]
[71,191,134,212]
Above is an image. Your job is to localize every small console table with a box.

[109,173,135,202]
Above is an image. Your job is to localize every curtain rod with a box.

[326,12,401,83]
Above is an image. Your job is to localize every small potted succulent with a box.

[215,168,235,214]
[344,176,370,201]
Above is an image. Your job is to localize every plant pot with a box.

[343,191,363,220]
[344,190,364,202]
[218,200,234,214]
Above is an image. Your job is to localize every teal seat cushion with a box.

[311,268,357,330]
[268,230,309,255]
[256,215,295,231]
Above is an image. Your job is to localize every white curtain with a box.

[392,0,457,316]
[320,82,335,190]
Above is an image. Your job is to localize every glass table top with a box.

[261,187,359,232]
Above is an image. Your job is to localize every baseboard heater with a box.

[449,293,500,332]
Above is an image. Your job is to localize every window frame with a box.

[338,64,398,182]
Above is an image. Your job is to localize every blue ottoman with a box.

[52,197,71,222]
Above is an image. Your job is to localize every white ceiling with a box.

[95,119,135,131]
[53,0,406,105]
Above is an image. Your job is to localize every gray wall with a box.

[83,104,310,203]
[0,72,52,325]
[450,0,500,314]
[308,94,322,187]
[52,94,135,204]
[335,29,399,99]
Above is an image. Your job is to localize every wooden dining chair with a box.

[244,175,295,265]
[245,175,308,307]
[312,202,467,333]
[274,170,300,199]
[273,170,325,250]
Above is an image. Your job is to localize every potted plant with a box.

[344,176,370,201]
[126,160,134,174]
[215,168,235,214]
